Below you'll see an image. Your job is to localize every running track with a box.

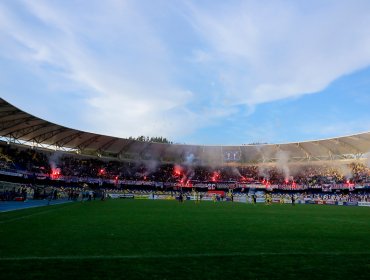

[0,199,72,212]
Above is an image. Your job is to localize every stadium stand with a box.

[0,141,369,204]
[0,98,369,206]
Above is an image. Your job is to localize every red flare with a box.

[50,168,61,179]
[211,171,220,182]
[173,165,182,176]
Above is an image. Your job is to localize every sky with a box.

[1,0,370,145]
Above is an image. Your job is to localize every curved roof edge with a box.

[1,97,370,164]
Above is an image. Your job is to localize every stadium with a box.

[0,97,369,279]
[1,1,370,279]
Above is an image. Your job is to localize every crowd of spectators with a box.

[1,142,370,188]
[0,182,94,201]
[1,181,369,203]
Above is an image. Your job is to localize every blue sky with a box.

[1,0,370,145]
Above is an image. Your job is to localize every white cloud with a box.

[1,0,370,143]
[187,0,370,106]
[0,0,204,139]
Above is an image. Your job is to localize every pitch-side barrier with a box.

[107,193,370,207]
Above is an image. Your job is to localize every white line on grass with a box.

[1,251,369,261]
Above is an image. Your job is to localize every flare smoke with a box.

[276,150,291,181]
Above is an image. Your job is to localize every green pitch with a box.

[0,200,369,279]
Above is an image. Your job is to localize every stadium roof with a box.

[1,97,370,164]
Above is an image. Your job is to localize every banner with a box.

[154,195,175,200]
[134,195,150,200]
[358,201,370,207]
[108,193,134,199]
[344,201,358,206]
[0,170,23,177]
[322,185,332,192]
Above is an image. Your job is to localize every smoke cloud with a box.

[258,165,270,180]
[230,166,242,178]
[276,150,291,181]
[184,153,195,166]
[49,151,63,171]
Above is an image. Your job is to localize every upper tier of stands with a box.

[2,98,370,164]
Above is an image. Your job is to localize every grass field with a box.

[0,199,369,279]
